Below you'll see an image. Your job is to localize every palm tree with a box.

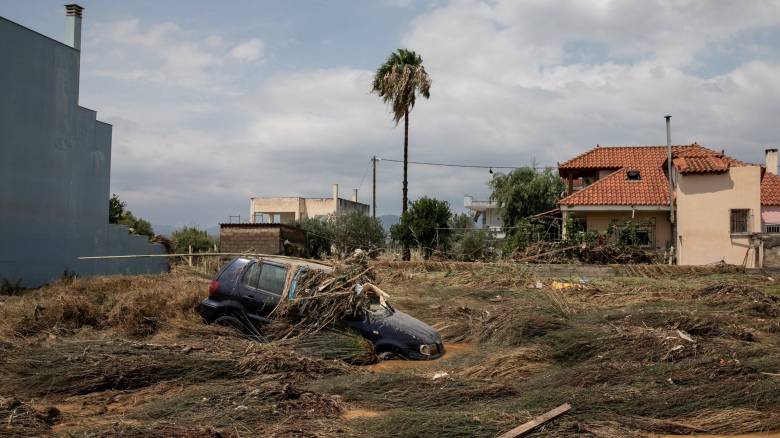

[371,49,432,216]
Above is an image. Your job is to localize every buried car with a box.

[197,256,444,360]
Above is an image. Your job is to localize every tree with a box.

[109,194,154,237]
[295,217,335,259]
[109,194,125,224]
[171,226,214,254]
[390,197,451,258]
[449,212,475,241]
[332,212,386,256]
[372,49,432,217]
[489,167,565,228]
[118,212,154,237]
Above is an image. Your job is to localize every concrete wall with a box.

[219,224,305,256]
[676,166,762,267]
[763,236,780,268]
[249,196,369,222]
[761,206,780,228]
[569,210,671,249]
[0,17,167,287]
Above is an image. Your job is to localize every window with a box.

[730,209,749,234]
[617,227,652,247]
[259,264,287,295]
[626,170,641,180]
[241,262,262,288]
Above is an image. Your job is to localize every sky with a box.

[2,0,780,232]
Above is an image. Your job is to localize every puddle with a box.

[365,342,472,372]
[343,408,382,420]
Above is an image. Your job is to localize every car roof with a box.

[240,256,333,272]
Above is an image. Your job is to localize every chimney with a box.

[65,4,84,50]
[351,189,358,203]
[766,148,778,175]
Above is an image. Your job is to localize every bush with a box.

[391,197,452,257]
[109,194,154,237]
[171,226,215,254]
[453,229,491,261]
[295,217,335,258]
[332,212,385,255]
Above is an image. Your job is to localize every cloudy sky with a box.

[2,0,780,232]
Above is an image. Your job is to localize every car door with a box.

[255,261,288,315]
[237,261,266,315]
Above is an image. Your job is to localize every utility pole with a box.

[372,156,377,218]
[665,115,675,264]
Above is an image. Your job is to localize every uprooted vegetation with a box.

[1,261,780,437]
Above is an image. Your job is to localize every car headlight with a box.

[419,344,437,356]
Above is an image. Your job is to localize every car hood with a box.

[348,309,441,347]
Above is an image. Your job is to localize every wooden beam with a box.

[497,403,572,438]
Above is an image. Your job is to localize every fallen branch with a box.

[498,403,572,438]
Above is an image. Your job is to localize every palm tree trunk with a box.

[402,109,410,261]
[403,109,409,214]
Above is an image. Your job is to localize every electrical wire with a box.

[376,157,553,170]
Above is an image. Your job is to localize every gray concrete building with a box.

[0,5,167,287]
[249,184,370,224]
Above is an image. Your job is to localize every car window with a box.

[258,264,287,296]
[241,262,262,289]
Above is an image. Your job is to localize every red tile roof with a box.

[558,144,776,207]
[672,156,730,174]
[762,172,780,206]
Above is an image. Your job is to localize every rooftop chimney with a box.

[766,148,778,175]
[351,189,358,203]
[65,4,84,50]
[332,184,339,214]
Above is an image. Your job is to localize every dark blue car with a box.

[198,257,444,360]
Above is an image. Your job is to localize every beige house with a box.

[558,144,780,267]
[249,184,369,224]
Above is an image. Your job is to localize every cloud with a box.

[228,38,265,62]
[75,2,780,230]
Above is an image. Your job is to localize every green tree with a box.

[109,193,125,224]
[118,212,154,237]
[390,197,451,258]
[108,194,154,237]
[489,167,565,228]
[448,212,475,242]
[372,49,432,217]
[453,229,491,261]
[171,226,215,254]
[332,211,386,255]
[295,217,335,258]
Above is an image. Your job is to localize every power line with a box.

[376,158,553,170]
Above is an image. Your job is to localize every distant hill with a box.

[378,214,400,232]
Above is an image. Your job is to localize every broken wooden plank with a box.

[497,403,572,438]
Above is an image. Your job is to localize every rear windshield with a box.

[259,264,287,295]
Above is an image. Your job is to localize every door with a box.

[237,261,266,315]
[255,262,288,314]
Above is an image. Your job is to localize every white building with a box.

[464,196,505,236]
[250,184,369,224]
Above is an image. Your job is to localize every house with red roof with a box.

[558,144,780,267]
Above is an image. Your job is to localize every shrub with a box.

[171,226,215,254]
[295,217,335,258]
[390,197,452,257]
[332,212,386,255]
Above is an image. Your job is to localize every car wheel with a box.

[214,315,248,334]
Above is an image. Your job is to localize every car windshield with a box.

[367,296,393,317]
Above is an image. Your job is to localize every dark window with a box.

[259,264,287,295]
[730,209,749,233]
[626,170,641,180]
[617,227,652,247]
[241,262,262,288]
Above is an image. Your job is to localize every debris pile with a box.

[514,241,663,264]
[269,252,388,337]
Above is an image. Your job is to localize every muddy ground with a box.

[1,263,780,437]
